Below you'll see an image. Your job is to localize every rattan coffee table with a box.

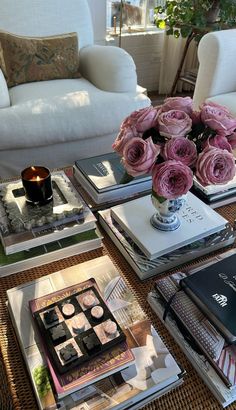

[0,201,236,410]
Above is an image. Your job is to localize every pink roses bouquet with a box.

[113,97,236,200]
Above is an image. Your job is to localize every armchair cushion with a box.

[80,45,137,93]
[0,31,81,87]
[0,69,10,108]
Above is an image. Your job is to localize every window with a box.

[107,0,165,33]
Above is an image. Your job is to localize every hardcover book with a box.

[73,152,151,204]
[110,192,228,260]
[29,278,134,395]
[0,228,102,277]
[193,173,236,196]
[180,253,236,343]
[191,185,236,209]
[7,255,183,410]
[0,171,96,255]
[98,209,235,280]
[148,250,236,408]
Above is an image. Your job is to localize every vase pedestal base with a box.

[150,213,181,232]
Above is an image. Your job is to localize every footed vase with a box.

[150,194,186,232]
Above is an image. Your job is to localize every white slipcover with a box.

[193,29,236,115]
[0,0,150,178]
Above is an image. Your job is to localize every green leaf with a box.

[152,189,166,203]
[119,171,134,184]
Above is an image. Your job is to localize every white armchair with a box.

[0,0,150,178]
[193,29,236,114]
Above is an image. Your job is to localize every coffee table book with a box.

[180,252,236,343]
[73,152,152,204]
[110,192,229,260]
[0,228,102,277]
[147,250,236,408]
[191,185,236,209]
[0,170,96,255]
[193,174,236,196]
[7,255,183,410]
[98,209,235,280]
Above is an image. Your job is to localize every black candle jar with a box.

[21,166,53,205]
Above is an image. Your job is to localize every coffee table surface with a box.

[0,183,235,410]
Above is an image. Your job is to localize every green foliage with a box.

[155,0,236,39]
[33,365,51,398]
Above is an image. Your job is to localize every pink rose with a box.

[158,110,192,138]
[112,127,140,155]
[203,134,232,153]
[163,136,197,167]
[201,101,236,136]
[161,96,193,116]
[228,132,236,149]
[195,147,235,185]
[121,106,158,133]
[152,160,193,199]
[122,137,160,177]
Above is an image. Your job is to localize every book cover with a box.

[7,255,183,410]
[0,229,102,277]
[29,279,135,396]
[98,209,235,280]
[191,185,236,209]
[61,319,183,410]
[74,152,151,193]
[0,171,96,255]
[73,165,151,205]
[71,169,151,211]
[193,173,236,196]
[180,253,236,343]
[148,250,236,407]
[110,192,228,260]
[147,291,236,408]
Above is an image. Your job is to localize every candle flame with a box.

[36,175,40,181]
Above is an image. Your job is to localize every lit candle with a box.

[21,166,53,205]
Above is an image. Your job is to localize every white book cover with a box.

[193,172,236,195]
[98,209,234,280]
[110,192,228,260]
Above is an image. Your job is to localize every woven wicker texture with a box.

[0,203,235,410]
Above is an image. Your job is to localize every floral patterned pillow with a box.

[0,31,81,88]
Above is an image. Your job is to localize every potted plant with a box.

[155,0,236,41]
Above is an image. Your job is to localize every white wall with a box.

[107,31,164,92]
[87,0,106,45]
[87,0,163,91]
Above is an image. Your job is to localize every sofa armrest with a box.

[193,29,236,109]
[0,70,10,108]
[79,45,137,93]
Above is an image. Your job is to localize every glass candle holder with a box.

[21,166,53,205]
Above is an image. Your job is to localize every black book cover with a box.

[75,152,151,193]
[180,254,236,342]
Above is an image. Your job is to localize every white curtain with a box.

[158,33,199,95]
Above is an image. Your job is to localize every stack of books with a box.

[148,249,236,407]
[0,170,102,276]
[72,152,152,210]
[98,192,235,280]
[7,255,184,410]
[192,174,236,208]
